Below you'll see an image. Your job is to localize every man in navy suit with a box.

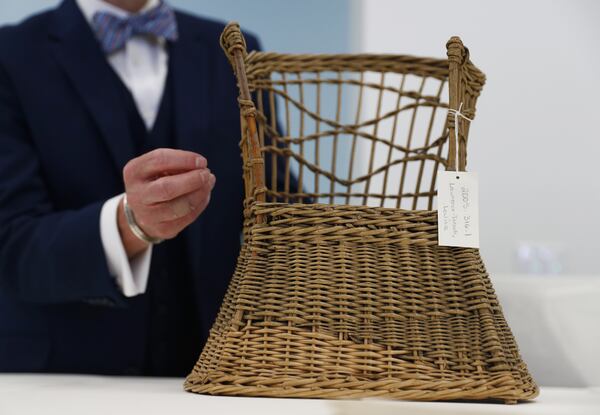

[0,0,281,376]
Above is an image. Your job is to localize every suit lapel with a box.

[169,14,214,323]
[48,0,134,172]
[169,13,211,155]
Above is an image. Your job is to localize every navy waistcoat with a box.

[110,58,202,376]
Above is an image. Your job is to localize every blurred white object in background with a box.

[493,274,600,387]
[515,241,567,274]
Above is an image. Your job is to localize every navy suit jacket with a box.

[0,0,268,373]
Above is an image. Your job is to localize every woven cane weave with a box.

[185,22,538,403]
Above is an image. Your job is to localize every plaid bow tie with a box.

[92,1,178,54]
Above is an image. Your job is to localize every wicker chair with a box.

[185,22,538,403]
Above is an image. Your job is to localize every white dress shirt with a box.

[77,0,168,297]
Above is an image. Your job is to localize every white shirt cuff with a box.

[100,193,152,297]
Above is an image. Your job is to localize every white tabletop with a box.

[0,375,599,415]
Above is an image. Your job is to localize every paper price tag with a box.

[437,171,480,248]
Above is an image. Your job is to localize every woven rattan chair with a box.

[185,23,538,403]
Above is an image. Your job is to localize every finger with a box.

[138,149,207,180]
[170,195,198,220]
[141,169,211,205]
[149,193,212,239]
[165,188,211,222]
[140,187,211,224]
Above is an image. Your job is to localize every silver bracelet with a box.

[123,194,164,245]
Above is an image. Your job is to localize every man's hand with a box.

[118,148,216,258]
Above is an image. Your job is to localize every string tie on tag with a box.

[448,102,472,172]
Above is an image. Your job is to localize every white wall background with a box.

[2,1,598,275]
[358,0,600,275]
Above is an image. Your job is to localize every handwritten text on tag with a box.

[437,171,480,248]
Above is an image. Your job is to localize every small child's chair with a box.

[184,22,538,403]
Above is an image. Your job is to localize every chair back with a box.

[220,24,485,217]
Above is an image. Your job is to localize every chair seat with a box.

[185,202,537,402]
